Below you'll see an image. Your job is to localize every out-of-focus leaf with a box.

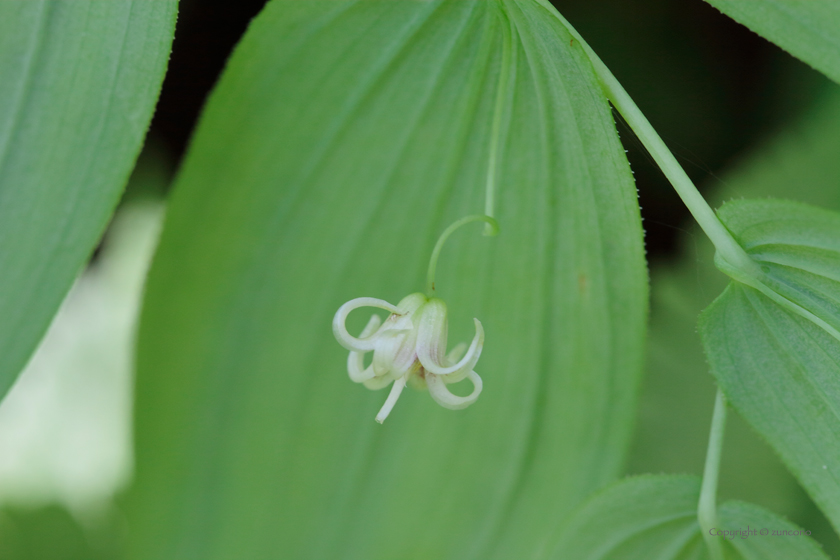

[0,148,167,560]
[546,475,705,560]
[127,1,647,559]
[704,0,840,84]
[700,203,840,532]
[712,91,840,212]
[544,475,826,560]
[0,197,164,512]
[0,1,178,399]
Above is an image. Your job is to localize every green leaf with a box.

[704,0,840,85]
[719,501,828,560]
[126,1,647,558]
[630,88,840,551]
[0,1,178,399]
[629,91,840,555]
[701,199,840,533]
[721,199,840,334]
[547,475,705,560]
[544,475,827,560]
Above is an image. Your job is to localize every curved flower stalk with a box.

[332,293,484,423]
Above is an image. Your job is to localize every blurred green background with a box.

[0,0,837,557]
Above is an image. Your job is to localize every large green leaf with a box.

[0,1,177,398]
[547,475,706,560]
[126,1,646,558]
[704,0,840,85]
[544,475,827,560]
[701,199,840,533]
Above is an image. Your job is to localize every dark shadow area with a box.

[149,0,269,159]
[148,0,825,260]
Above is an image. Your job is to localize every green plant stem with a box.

[698,388,727,560]
[534,3,840,347]
[426,215,499,296]
[427,16,508,296]
[534,1,761,279]
[484,6,513,234]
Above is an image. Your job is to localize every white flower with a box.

[332,293,484,423]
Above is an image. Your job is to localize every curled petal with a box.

[372,330,408,376]
[395,292,430,317]
[445,342,467,365]
[333,297,401,351]
[415,298,448,363]
[359,314,383,338]
[418,317,484,377]
[363,375,396,391]
[347,351,374,383]
[440,342,470,383]
[347,317,381,382]
[373,328,418,377]
[427,370,482,410]
[375,376,408,423]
